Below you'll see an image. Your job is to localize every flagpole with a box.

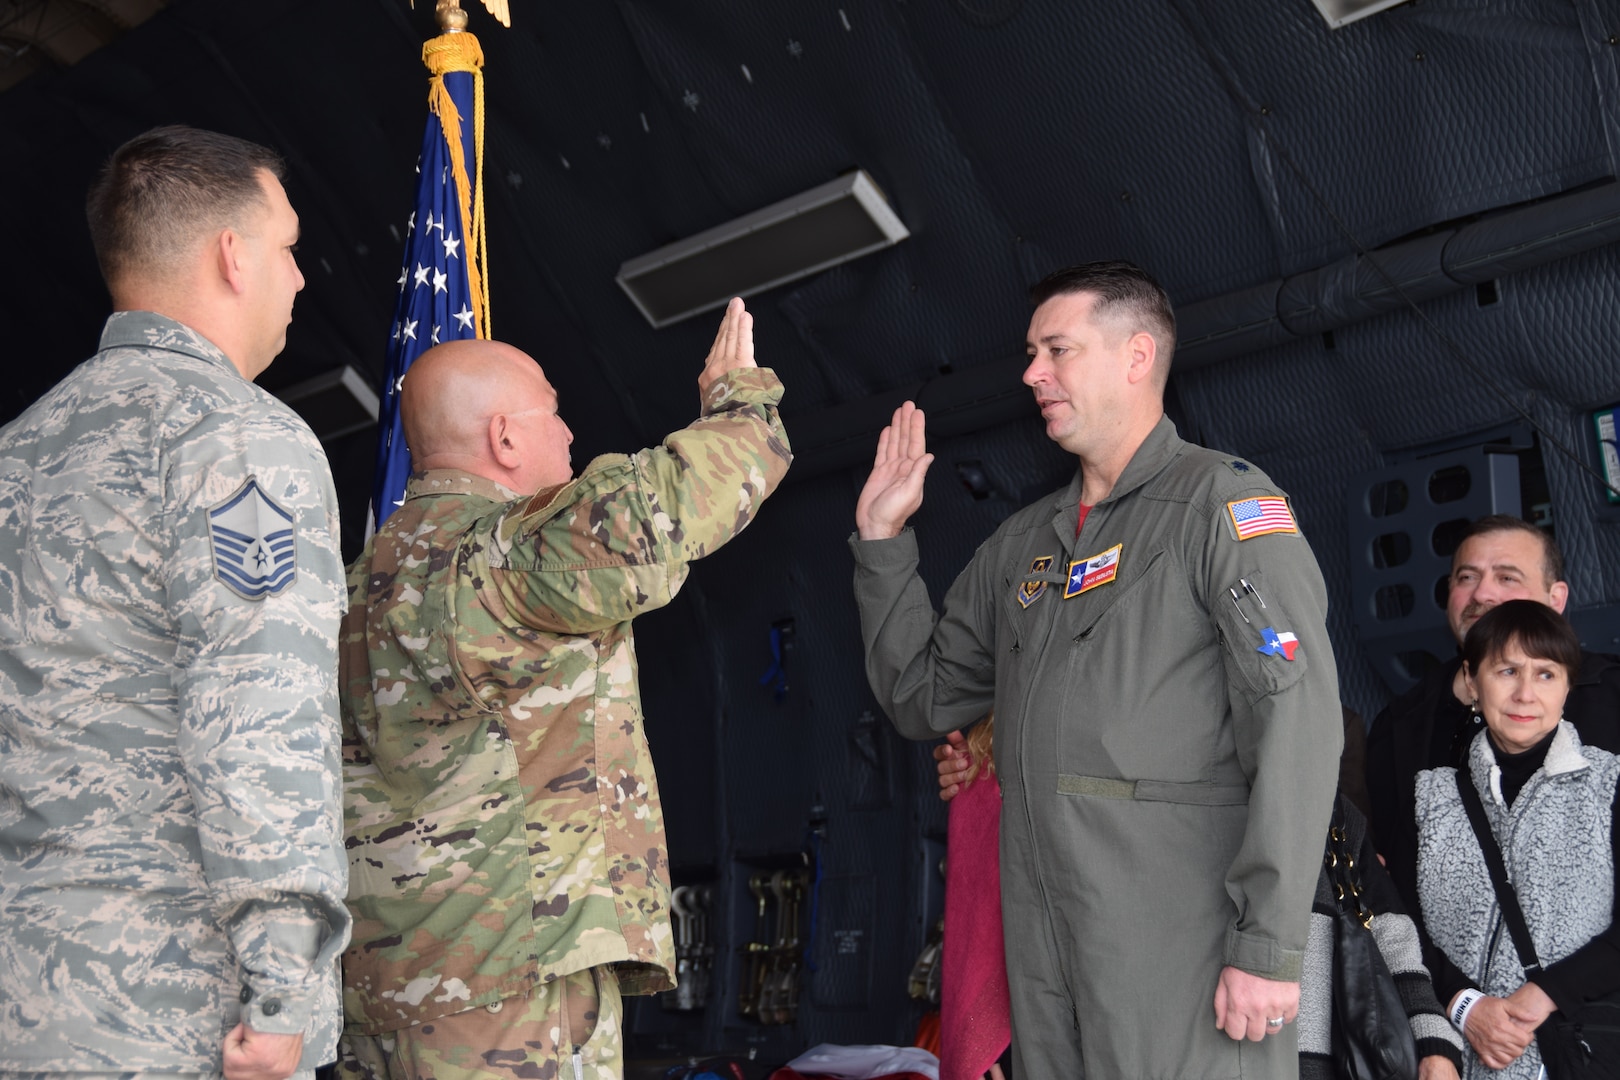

[368,0,491,532]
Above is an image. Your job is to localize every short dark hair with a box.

[1028,260,1177,374]
[1461,599,1582,682]
[1452,514,1565,588]
[86,125,286,287]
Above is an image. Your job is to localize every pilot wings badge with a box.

[208,477,297,601]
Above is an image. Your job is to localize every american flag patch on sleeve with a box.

[1227,496,1298,540]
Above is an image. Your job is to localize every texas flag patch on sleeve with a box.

[1257,626,1300,660]
[1227,496,1298,541]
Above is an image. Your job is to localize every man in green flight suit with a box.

[338,299,791,1080]
[851,262,1342,1078]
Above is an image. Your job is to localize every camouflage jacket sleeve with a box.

[163,394,350,1042]
[485,367,791,629]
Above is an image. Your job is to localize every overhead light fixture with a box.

[616,169,910,328]
[1308,0,1413,28]
[273,365,380,443]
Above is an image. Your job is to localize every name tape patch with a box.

[1064,543,1122,599]
[208,477,297,601]
[1228,496,1298,541]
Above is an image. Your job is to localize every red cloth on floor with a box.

[939,772,1010,1080]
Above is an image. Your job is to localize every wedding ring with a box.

[1266,1016,1285,1028]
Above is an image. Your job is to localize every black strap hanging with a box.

[1453,768,1543,977]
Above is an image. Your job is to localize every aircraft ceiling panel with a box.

[1176,0,1617,274]
[893,0,1283,303]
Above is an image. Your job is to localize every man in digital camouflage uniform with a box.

[338,298,791,1080]
[0,127,349,1080]
[852,262,1342,1078]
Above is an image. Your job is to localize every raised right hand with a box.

[697,297,756,401]
[935,731,972,802]
[855,401,932,540]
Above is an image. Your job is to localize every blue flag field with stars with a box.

[370,65,482,531]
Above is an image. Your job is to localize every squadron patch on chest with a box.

[1016,555,1055,609]
[1227,496,1298,541]
[208,477,297,601]
[1064,543,1122,599]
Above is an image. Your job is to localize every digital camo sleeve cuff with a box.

[699,366,783,413]
[230,884,350,1035]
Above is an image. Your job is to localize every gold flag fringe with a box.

[423,30,491,338]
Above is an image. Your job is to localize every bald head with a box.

[401,339,574,494]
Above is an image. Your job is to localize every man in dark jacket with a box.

[1364,513,1620,917]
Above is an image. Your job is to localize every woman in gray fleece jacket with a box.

[1416,600,1620,1080]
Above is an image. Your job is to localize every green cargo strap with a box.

[1056,774,1249,806]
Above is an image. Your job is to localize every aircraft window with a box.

[1427,465,1472,503]
[1370,531,1411,569]
[1366,479,1408,517]
[1434,575,1451,610]
[1373,583,1415,621]
[1430,517,1470,557]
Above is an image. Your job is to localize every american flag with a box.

[1227,496,1298,541]
[370,39,486,531]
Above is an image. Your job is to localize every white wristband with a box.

[1450,987,1485,1033]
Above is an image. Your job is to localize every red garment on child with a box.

[939,772,1010,1080]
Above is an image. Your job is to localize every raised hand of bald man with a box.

[698,297,757,401]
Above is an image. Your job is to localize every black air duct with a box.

[1176,180,1620,370]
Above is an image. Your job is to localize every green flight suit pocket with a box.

[1211,567,1311,704]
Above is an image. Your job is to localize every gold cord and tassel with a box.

[422,0,492,337]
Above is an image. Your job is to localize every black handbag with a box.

[1326,805,1419,1080]
[1454,768,1620,1080]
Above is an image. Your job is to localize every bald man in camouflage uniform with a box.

[338,298,791,1080]
[0,128,348,1080]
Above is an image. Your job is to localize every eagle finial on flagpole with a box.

[434,0,468,31]
[431,0,509,30]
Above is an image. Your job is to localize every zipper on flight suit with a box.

[1011,509,1090,1022]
